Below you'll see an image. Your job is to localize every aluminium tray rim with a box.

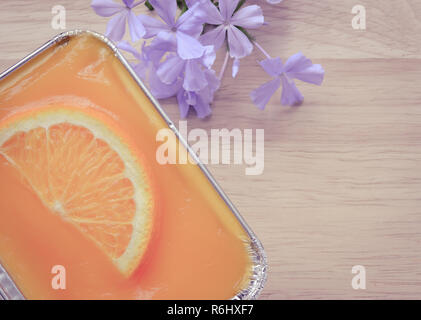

[0,29,267,300]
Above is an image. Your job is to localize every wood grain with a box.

[0,0,421,299]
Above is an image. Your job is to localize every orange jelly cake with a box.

[0,32,261,300]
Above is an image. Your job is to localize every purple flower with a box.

[143,32,177,67]
[149,65,183,99]
[199,0,264,59]
[138,0,206,60]
[149,67,220,119]
[91,0,146,42]
[156,46,216,91]
[177,69,220,119]
[148,43,219,118]
[251,52,324,109]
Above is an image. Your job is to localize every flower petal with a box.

[144,31,177,66]
[219,0,240,20]
[127,11,146,42]
[200,69,220,103]
[284,53,325,85]
[176,2,206,37]
[138,14,169,39]
[123,0,139,8]
[290,64,324,85]
[200,46,216,69]
[231,5,264,29]
[105,10,128,41]
[149,0,177,27]
[185,91,197,106]
[193,94,212,119]
[176,31,206,60]
[150,66,182,99]
[200,25,226,51]
[280,77,304,106]
[117,40,143,60]
[91,0,124,17]
[191,0,224,25]
[177,90,191,118]
[250,77,281,110]
[259,57,283,77]
[283,52,312,73]
[123,0,133,7]
[227,26,253,59]
[232,58,240,78]
[157,54,185,84]
[184,60,207,92]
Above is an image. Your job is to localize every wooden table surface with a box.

[1,0,421,299]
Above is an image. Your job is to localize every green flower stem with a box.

[145,1,154,10]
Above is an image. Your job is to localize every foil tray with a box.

[0,30,267,300]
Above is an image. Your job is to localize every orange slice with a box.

[0,106,153,276]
